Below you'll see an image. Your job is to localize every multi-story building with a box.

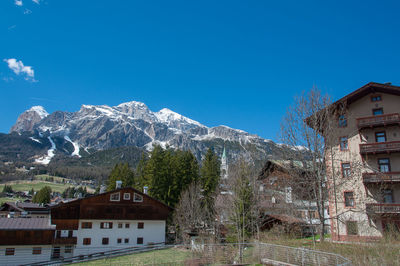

[0,202,50,218]
[321,82,400,241]
[0,187,171,264]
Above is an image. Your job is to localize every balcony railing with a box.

[53,237,77,245]
[366,203,400,214]
[363,172,400,183]
[357,113,400,129]
[359,141,400,155]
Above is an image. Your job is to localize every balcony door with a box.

[382,189,394,203]
[375,132,386,143]
[378,158,391,173]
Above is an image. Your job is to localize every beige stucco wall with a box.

[326,92,400,239]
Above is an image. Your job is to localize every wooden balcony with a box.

[363,172,400,184]
[359,141,400,155]
[366,203,400,214]
[54,237,77,245]
[357,113,400,129]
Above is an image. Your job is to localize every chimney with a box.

[99,185,106,194]
[143,186,148,194]
[116,181,122,189]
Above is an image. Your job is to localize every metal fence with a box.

[0,242,352,266]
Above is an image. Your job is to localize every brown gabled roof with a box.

[0,202,49,213]
[0,218,55,230]
[332,82,400,107]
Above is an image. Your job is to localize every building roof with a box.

[0,201,49,213]
[0,218,55,230]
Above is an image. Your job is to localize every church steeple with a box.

[220,145,228,179]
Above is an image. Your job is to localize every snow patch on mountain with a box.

[29,106,48,119]
[155,108,204,128]
[64,136,81,157]
[29,137,42,144]
[35,136,56,165]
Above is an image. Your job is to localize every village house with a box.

[258,160,330,236]
[0,201,50,218]
[315,82,400,241]
[0,186,172,264]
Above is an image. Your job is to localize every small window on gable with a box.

[123,193,131,200]
[134,193,143,202]
[371,95,382,102]
[110,192,120,201]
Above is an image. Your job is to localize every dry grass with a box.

[258,231,400,266]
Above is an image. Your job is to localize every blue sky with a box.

[1,0,400,140]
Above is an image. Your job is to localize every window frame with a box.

[346,221,358,236]
[117,238,122,244]
[375,131,387,143]
[137,237,144,245]
[378,158,391,173]
[64,246,73,254]
[138,222,144,229]
[81,222,92,229]
[124,238,129,244]
[125,223,130,228]
[339,136,349,151]
[133,193,143,202]
[382,189,394,203]
[344,191,355,208]
[372,108,384,116]
[83,238,91,245]
[371,95,382,102]
[341,163,351,178]
[32,247,42,255]
[110,192,120,202]
[338,114,347,128]
[5,248,15,256]
[123,193,131,200]
[102,237,109,245]
[100,222,113,229]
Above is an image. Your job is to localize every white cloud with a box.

[15,0,23,6]
[3,58,36,81]
[32,0,40,4]
[23,8,32,14]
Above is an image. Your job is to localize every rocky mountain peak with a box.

[10,106,48,133]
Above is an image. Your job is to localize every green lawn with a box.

[34,174,70,183]
[73,247,191,265]
[0,181,71,193]
[0,197,24,205]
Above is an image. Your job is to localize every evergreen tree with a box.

[200,148,221,222]
[135,152,149,190]
[32,186,52,204]
[107,163,135,191]
[2,185,13,193]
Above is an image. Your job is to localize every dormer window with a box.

[133,193,143,202]
[110,192,120,201]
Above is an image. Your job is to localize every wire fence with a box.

[0,242,352,266]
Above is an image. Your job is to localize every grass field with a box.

[73,247,191,265]
[0,181,72,193]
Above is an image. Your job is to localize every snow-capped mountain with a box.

[10,101,289,165]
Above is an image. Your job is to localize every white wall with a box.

[73,219,165,256]
[0,245,52,266]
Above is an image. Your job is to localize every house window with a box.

[32,247,42,255]
[338,115,347,127]
[5,248,15,256]
[383,189,394,203]
[378,158,391,173]
[138,222,144,229]
[81,222,92,229]
[346,221,358,235]
[137,237,143,244]
[102,238,109,245]
[340,137,348,150]
[110,192,120,201]
[100,222,113,229]
[371,95,382,102]
[344,192,355,207]
[134,193,143,202]
[124,238,129,243]
[373,108,383,116]
[341,163,351,178]
[117,238,122,244]
[125,223,130,228]
[375,132,386,143]
[65,246,73,254]
[123,193,131,200]
[83,238,91,245]
[118,223,123,228]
